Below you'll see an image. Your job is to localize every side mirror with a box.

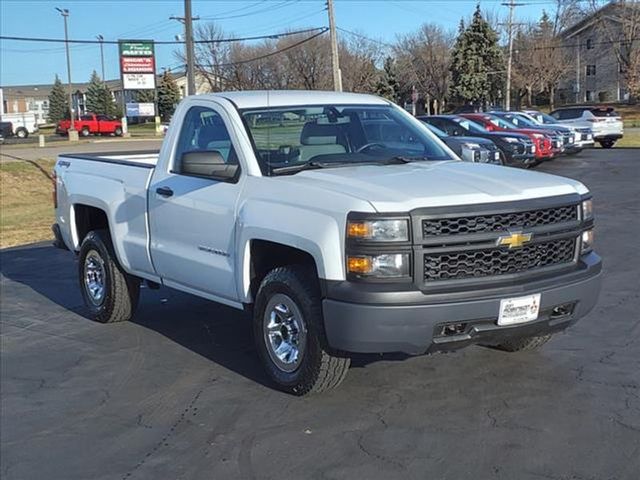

[181,150,238,180]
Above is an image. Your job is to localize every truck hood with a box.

[283,161,587,212]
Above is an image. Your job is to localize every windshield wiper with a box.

[380,155,428,164]
[271,161,333,175]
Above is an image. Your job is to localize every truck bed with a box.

[55,150,161,281]
[61,150,159,168]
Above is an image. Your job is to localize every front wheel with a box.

[253,266,350,395]
[15,127,28,139]
[599,140,615,149]
[78,230,140,323]
[114,126,123,136]
[81,127,91,137]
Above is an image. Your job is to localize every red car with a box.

[57,113,123,137]
[460,113,556,161]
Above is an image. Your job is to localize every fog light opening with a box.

[440,322,468,337]
[550,303,575,319]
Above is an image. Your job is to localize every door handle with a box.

[156,186,174,197]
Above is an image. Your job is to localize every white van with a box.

[0,112,39,138]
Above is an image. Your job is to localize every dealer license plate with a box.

[498,293,541,326]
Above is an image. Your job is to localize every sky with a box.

[0,0,560,86]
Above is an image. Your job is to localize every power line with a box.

[336,27,394,48]
[195,28,328,68]
[199,1,299,20]
[0,27,327,46]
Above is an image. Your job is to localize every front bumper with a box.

[323,253,602,355]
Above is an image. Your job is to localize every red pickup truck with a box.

[57,114,123,137]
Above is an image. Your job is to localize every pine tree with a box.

[376,57,401,104]
[85,71,117,115]
[48,75,69,123]
[157,71,181,121]
[449,5,505,107]
[134,89,156,103]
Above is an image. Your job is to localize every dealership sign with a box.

[119,40,156,90]
[126,103,155,117]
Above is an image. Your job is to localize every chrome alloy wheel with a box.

[263,294,307,373]
[84,250,106,306]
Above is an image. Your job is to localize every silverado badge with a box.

[497,231,533,249]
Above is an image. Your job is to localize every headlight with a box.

[582,199,593,220]
[581,229,594,254]
[347,219,409,242]
[462,142,482,150]
[347,253,410,278]
[532,133,544,139]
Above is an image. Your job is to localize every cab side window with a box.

[174,106,239,180]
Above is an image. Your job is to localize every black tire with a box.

[15,127,28,139]
[253,265,350,395]
[599,140,615,149]
[490,334,552,352]
[114,126,123,136]
[81,127,91,137]
[78,230,140,323]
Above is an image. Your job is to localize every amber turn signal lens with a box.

[347,256,373,274]
[347,221,371,239]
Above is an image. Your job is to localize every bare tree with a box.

[394,24,453,113]
[339,34,383,93]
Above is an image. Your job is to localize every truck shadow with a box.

[0,242,394,391]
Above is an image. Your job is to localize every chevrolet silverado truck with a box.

[53,91,602,395]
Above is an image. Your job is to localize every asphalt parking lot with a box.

[1,148,639,480]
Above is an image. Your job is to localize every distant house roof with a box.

[1,71,186,98]
[561,1,637,38]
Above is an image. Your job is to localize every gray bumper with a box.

[323,256,602,355]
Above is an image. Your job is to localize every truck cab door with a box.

[148,102,243,304]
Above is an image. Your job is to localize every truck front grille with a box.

[422,204,577,237]
[423,237,576,281]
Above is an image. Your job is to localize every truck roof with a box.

[201,90,390,109]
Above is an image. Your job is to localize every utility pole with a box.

[502,0,524,111]
[171,1,199,96]
[56,7,77,141]
[96,34,105,81]
[326,0,342,92]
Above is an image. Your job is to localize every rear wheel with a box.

[78,230,140,323]
[15,127,28,139]
[489,334,552,352]
[599,140,615,149]
[253,265,350,395]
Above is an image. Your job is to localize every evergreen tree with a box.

[449,5,505,106]
[48,75,69,123]
[85,71,117,115]
[376,57,401,104]
[134,89,156,103]
[157,71,181,121]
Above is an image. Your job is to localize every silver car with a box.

[549,106,623,149]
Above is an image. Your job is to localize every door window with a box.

[174,106,238,175]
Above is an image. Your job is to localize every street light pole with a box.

[56,7,77,141]
[96,34,105,81]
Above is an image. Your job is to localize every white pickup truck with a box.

[53,91,602,395]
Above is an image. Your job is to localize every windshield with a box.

[241,105,454,175]
[422,122,447,138]
[489,115,518,129]
[454,118,488,134]
[509,114,538,127]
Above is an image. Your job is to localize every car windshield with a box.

[533,112,557,124]
[454,118,487,134]
[490,116,518,129]
[510,114,538,127]
[422,122,447,138]
[241,105,454,175]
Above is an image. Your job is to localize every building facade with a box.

[558,2,636,105]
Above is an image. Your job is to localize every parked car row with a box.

[418,105,623,169]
